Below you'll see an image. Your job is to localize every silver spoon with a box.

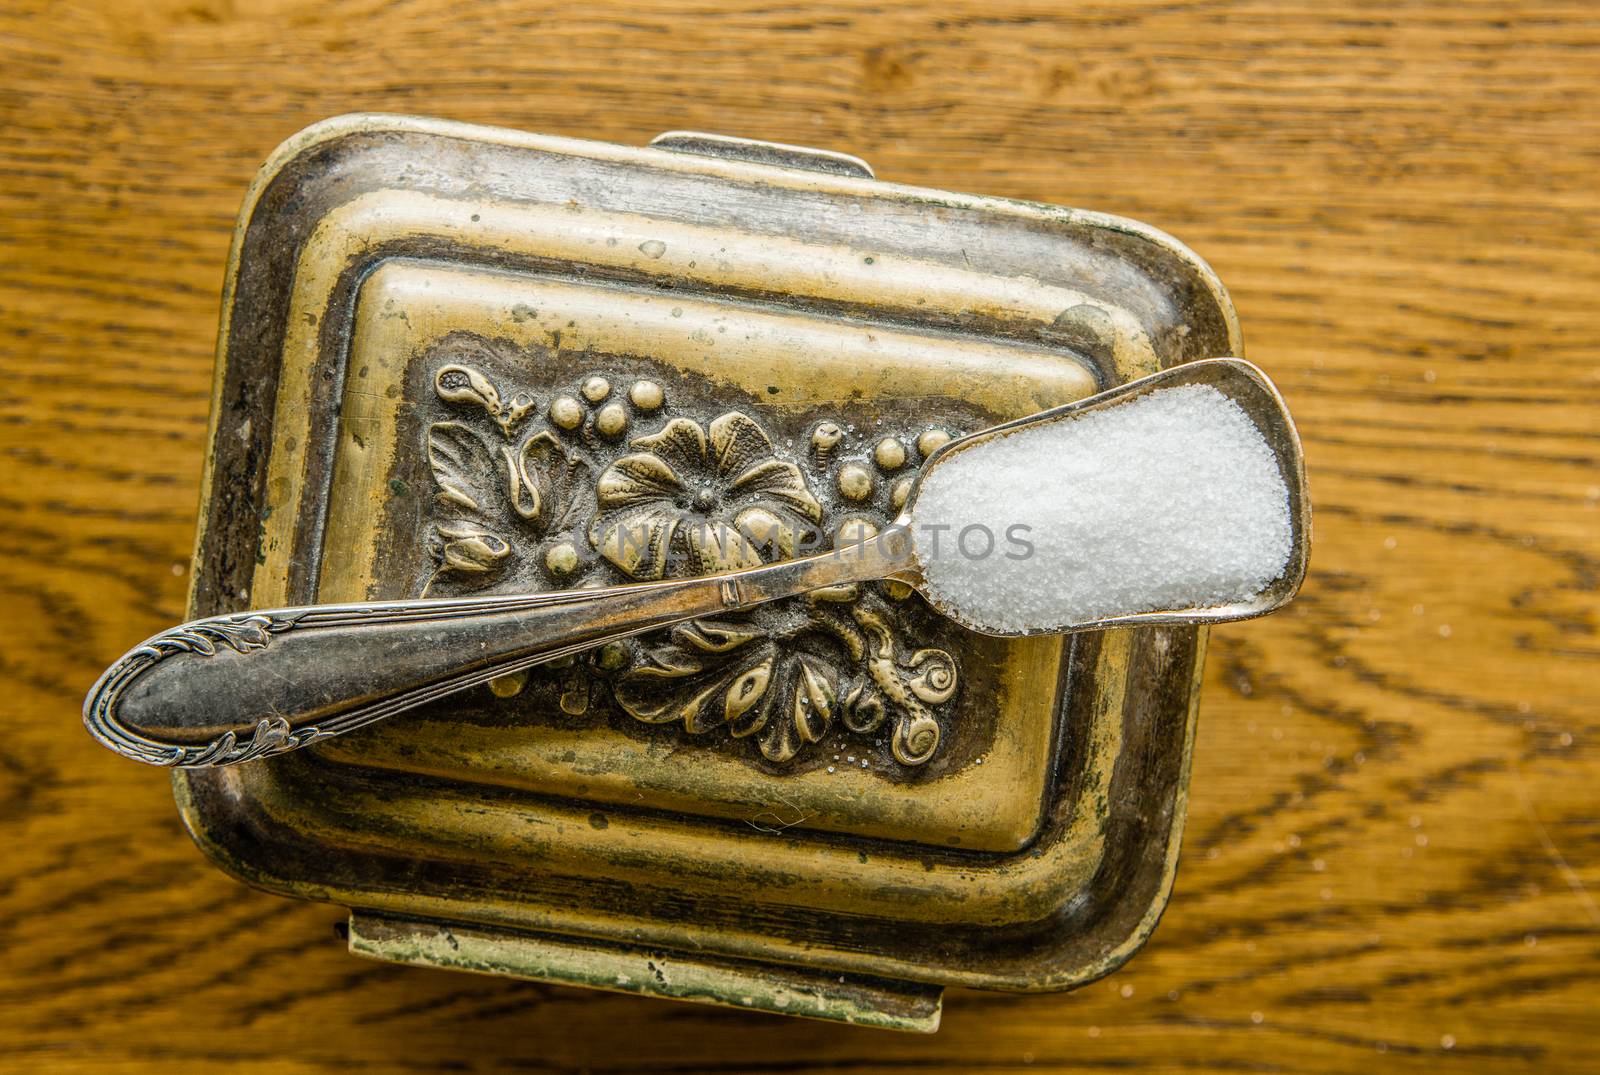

[84,357,1309,768]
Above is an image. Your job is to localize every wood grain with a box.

[1,0,1596,1071]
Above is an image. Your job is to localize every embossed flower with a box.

[589,412,823,579]
[614,616,840,763]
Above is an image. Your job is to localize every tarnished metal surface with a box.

[172,115,1243,1023]
[348,912,945,1033]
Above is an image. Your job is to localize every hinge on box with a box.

[650,131,875,180]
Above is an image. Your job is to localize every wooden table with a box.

[2,1,1595,1071]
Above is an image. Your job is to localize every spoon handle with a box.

[84,535,912,768]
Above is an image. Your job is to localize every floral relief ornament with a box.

[589,412,823,580]
[420,345,960,768]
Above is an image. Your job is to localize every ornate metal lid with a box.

[179,115,1242,1030]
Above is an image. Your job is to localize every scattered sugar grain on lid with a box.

[912,385,1293,632]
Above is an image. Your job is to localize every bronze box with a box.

[178,115,1240,1031]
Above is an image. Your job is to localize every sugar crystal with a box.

[912,385,1292,632]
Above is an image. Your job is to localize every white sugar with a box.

[912,384,1293,633]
